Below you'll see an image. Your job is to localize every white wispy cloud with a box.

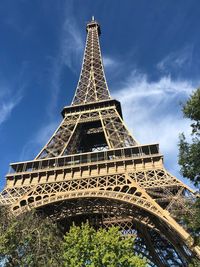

[0,100,19,125]
[47,5,84,118]
[0,87,22,126]
[112,70,198,186]
[0,61,29,127]
[157,45,194,74]
[103,56,117,68]
[20,120,59,161]
[61,17,84,73]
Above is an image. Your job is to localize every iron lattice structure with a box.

[1,18,200,266]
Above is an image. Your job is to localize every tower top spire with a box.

[86,16,101,35]
[71,17,109,105]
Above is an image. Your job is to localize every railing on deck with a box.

[7,144,160,175]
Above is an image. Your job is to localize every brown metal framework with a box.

[0,17,200,266]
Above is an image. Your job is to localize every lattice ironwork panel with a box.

[0,186,33,205]
[11,173,186,229]
[36,115,80,159]
[72,20,110,105]
[129,169,183,188]
[129,168,194,214]
[100,109,137,148]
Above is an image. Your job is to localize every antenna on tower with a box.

[92,15,95,21]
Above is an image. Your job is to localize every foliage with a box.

[183,199,200,246]
[182,88,200,135]
[189,258,200,267]
[0,209,147,267]
[178,88,200,265]
[63,222,147,267]
[179,134,200,186]
[0,207,64,267]
[178,88,200,187]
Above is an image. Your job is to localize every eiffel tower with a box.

[0,17,200,266]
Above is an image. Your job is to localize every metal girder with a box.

[35,105,138,159]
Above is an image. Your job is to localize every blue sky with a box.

[0,0,200,190]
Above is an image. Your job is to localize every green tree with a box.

[63,222,147,267]
[178,88,200,187]
[0,207,64,267]
[178,88,200,266]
